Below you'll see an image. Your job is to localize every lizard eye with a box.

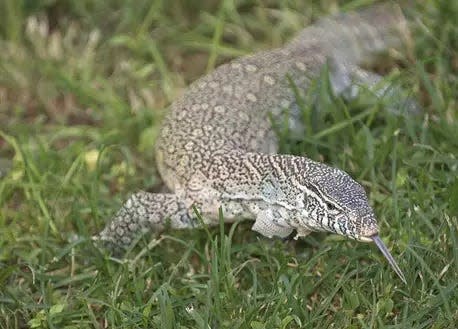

[326,202,338,212]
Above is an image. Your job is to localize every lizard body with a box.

[97,3,413,283]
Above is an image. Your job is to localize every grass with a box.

[0,0,457,328]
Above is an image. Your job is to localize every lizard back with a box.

[155,3,408,192]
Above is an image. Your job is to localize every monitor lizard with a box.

[96,3,417,284]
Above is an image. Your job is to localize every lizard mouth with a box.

[358,235,374,243]
[370,234,407,284]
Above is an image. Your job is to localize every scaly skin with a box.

[96,3,413,283]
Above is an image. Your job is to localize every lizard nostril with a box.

[355,223,378,241]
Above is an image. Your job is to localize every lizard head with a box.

[298,162,378,241]
[295,160,406,284]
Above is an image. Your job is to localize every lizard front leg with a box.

[94,191,194,250]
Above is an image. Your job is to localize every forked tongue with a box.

[371,235,407,285]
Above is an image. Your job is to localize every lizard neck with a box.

[209,150,339,202]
